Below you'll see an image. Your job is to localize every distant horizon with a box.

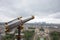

[0,16,60,24]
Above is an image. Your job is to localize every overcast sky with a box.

[0,0,60,24]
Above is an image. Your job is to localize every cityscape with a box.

[0,18,60,40]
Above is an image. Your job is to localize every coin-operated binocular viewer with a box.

[5,16,22,33]
[4,16,34,40]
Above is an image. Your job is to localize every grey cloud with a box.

[29,0,60,13]
[52,13,60,19]
[48,13,60,19]
[0,0,60,18]
[55,16,60,19]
